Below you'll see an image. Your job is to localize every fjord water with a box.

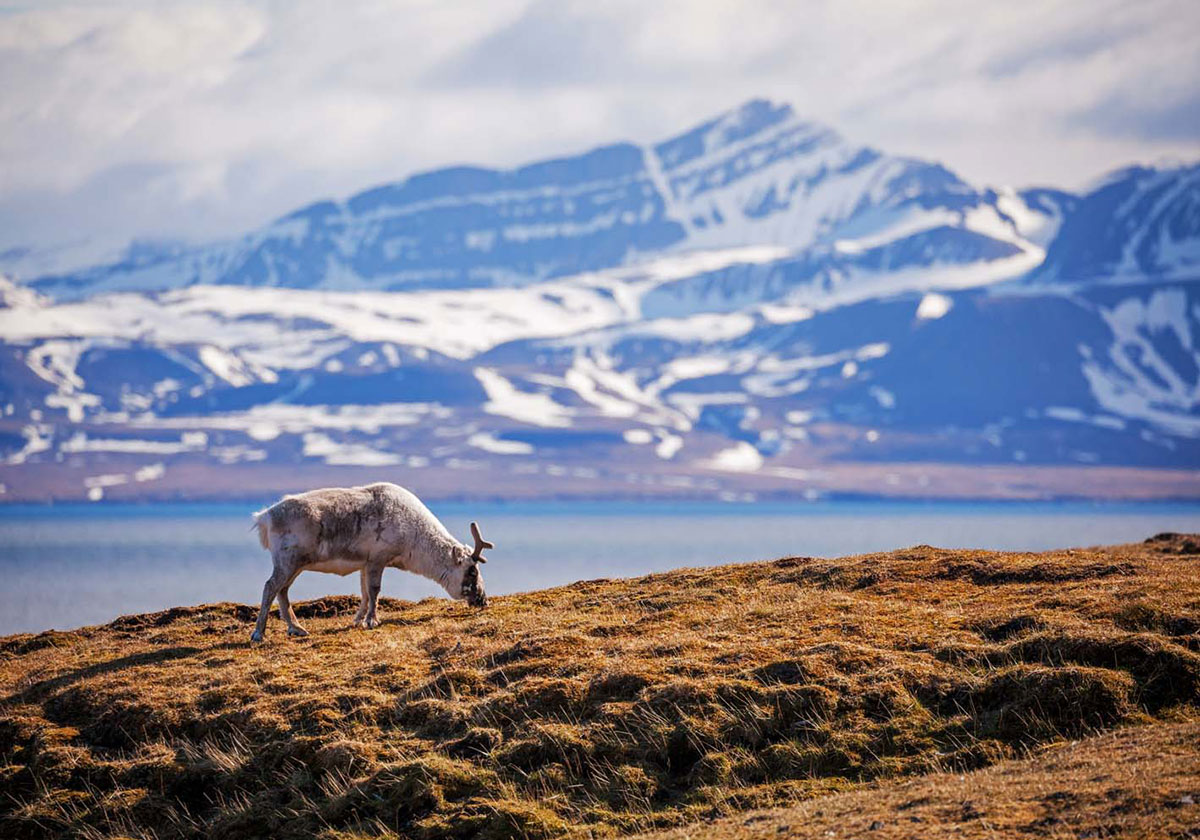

[1,501,1198,636]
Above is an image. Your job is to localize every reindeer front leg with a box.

[363,563,385,629]
[352,567,370,628]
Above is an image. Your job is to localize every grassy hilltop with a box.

[1,535,1198,839]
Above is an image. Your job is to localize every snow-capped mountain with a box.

[1030,163,1200,284]
[32,100,1049,300]
[2,100,1198,502]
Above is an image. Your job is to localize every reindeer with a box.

[249,482,492,642]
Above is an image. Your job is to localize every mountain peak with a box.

[654,98,807,170]
[1031,159,1200,283]
[712,97,796,138]
[25,98,1069,300]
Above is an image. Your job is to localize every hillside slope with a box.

[1,534,1198,839]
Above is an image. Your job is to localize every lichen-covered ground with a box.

[1,533,1197,839]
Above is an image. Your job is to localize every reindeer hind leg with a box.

[277,569,308,637]
[251,565,288,642]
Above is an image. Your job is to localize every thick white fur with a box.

[249,482,487,641]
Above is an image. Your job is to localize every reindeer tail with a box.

[251,508,271,550]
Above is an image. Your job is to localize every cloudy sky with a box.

[1,0,1198,273]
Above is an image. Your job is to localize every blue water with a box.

[1,500,1198,635]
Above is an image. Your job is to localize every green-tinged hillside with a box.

[2,534,1198,839]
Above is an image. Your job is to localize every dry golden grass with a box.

[637,717,1200,839]
[1,533,1198,839]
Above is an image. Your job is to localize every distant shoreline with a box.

[3,496,1200,516]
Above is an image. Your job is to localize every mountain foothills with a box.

[0,100,1198,502]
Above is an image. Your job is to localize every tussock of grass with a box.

[1,534,1198,839]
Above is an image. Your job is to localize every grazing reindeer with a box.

[249,482,492,642]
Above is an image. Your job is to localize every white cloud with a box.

[0,0,1197,270]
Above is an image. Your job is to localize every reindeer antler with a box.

[469,521,494,562]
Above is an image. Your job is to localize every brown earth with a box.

[1,533,1198,839]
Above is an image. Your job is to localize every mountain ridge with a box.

[1,99,1198,502]
[27,99,1055,300]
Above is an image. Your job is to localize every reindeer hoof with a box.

[287,626,309,637]
[249,630,264,643]
[351,617,365,629]
[365,617,380,630]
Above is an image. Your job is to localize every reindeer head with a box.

[459,521,493,607]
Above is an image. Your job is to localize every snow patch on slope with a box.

[468,432,534,455]
[917,293,953,320]
[302,433,401,466]
[1083,288,1200,437]
[704,441,764,472]
[475,368,572,428]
